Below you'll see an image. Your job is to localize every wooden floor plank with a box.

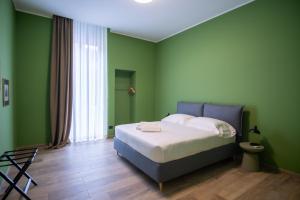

[1,140,299,200]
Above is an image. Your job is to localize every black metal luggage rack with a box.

[0,148,38,200]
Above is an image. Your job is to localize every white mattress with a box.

[115,121,235,163]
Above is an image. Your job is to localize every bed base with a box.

[114,138,237,191]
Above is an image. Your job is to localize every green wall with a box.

[14,12,52,146]
[0,0,15,154]
[155,0,300,173]
[108,32,156,136]
[0,0,15,181]
[2,0,299,173]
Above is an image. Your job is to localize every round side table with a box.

[239,142,264,172]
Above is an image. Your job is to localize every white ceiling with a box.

[12,0,254,43]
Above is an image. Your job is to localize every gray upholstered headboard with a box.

[177,101,244,137]
[177,102,204,117]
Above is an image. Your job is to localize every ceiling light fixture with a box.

[134,0,153,4]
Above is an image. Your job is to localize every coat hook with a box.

[128,87,136,95]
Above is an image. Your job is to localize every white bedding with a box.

[115,121,235,163]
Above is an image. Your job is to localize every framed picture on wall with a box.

[2,78,9,106]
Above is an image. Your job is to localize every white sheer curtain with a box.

[70,21,107,142]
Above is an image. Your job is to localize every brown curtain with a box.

[50,15,73,148]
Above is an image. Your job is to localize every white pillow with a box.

[185,117,236,138]
[161,114,195,125]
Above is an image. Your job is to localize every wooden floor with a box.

[1,140,300,200]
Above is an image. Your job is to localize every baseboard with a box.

[16,143,48,150]
[279,167,300,178]
[107,134,115,139]
[262,162,300,177]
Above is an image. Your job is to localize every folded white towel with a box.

[139,126,161,132]
[137,122,161,132]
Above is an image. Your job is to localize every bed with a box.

[114,102,244,191]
